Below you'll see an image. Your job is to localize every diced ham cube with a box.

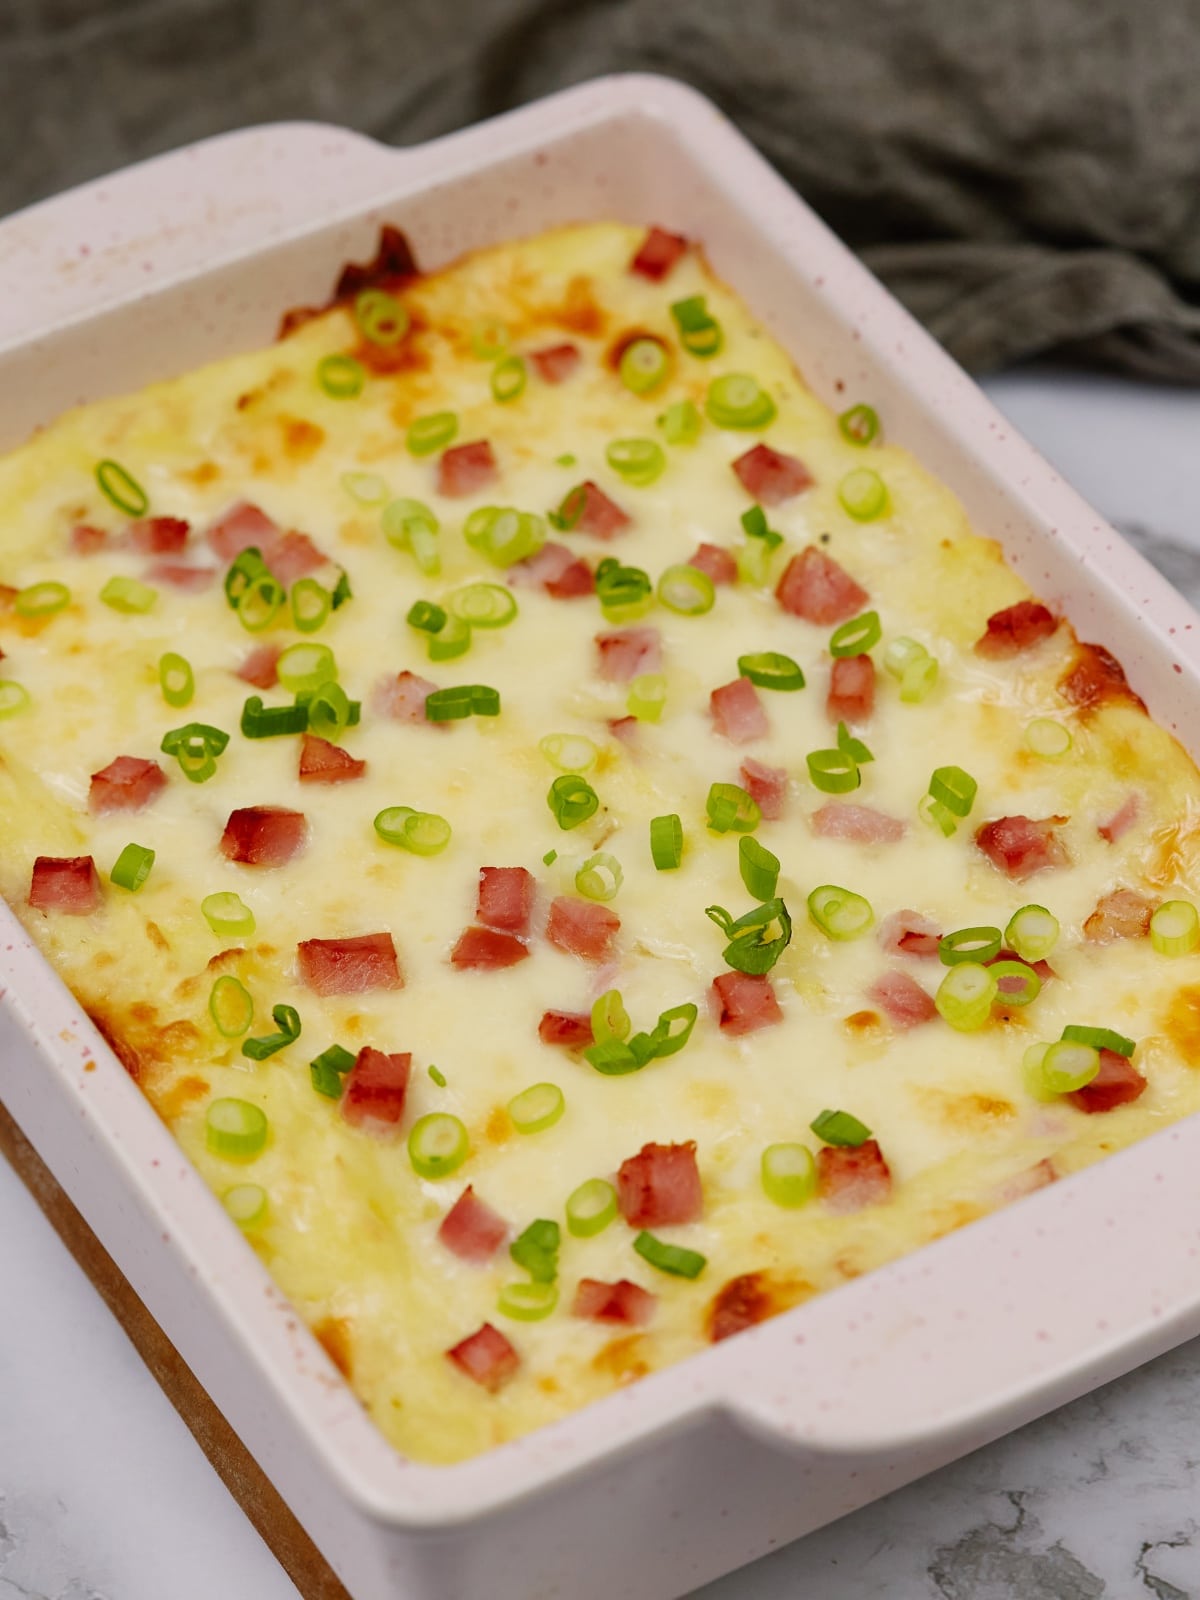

[476,867,535,936]
[688,543,738,586]
[128,516,189,555]
[29,855,102,915]
[1083,888,1155,943]
[371,669,443,725]
[207,501,280,563]
[629,225,688,281]
[867,970,937,1028]
[572,481,631,539]
[776,545,868,624]
[236,643,282,689]
[1067,1048,1147,1114]
[975,815,1069,880]
[811,801,904,843]
[740,758,787,820]
[450,926,530,970]
[1098,794,1142,843]
[147,562,214,592]
[438,1186,509,1263]
[608,715,639,748]
[437,440,498,498]
[446,1323,519,1392]
[88,755,167,815]
[269,529,327,585]
[538,1010,594,1049]
[817,1141,893,1213]
[219,806,307,868]
[546,557,594,599]
[595,626,661,683]
[732,443,813,506]
[298,733,366,784]
[710,676,768,744]
[340,1047,411,1129]
[297,933,403,995]
[877,909,942,957]
[974,599,1057,659]
[827,653,875,723]
[546,897,620,962]
[70,523,107,555]
[530,343,581,384]
[617,1141,703,1227]
[711,971,783,1035]
[507,541,594,598]
[573,1278,657,1327]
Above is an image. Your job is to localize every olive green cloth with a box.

[5,0,1200,377]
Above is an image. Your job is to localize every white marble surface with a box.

[3,370,1200,1600]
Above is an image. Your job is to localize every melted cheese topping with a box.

[2,223,1200,1464]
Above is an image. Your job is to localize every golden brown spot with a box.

[313,1316,354,1380]
[484,1105,512,1146]
[536,1375,562,1396]
[236,388,262,412]
[1145,816,1200,889]
[87,1009,141,1081]
[91,950,116,969]
[705,1271,812,1344]
[206,947,248,972]
[844,1009,881,1034]
[1163,984,1200,1062]
[916,1088,1016,1131]
[157,1073,210,1120]
[130,1001,158,1025]
[144,920,169,953]
[556,275,606,337]
[591,1335,649,1385]
[926,1200,985,1239]
[83,1060,96,1073]
[180,461,220,486]
[1059,641,1144,716]
[833,1255,865,1281]
[279,416,325,461]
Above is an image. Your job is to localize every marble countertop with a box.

[2,370,1199,1600]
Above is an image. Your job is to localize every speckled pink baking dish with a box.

[3,74,1200,1600]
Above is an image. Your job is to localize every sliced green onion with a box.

[671,295,723,357]
[222,1183,268,1229]
[406,410,459,456]
[939,926,1002,966]
[241,696,309,739]
[606,437,666,487]
[708,898,793,974]
[830,610,881,658]
[1061,1024,1135,1057]
[491,355,527,403]
[807,884,874,942]
[309,1042,355,1098]
[407,1112,469,1179]
[0,681,30,719]
[353,287,408,347]
[706,782,761,834]
[657,563,715,616]
[209,976,254,1039]
[408,600,448,635]
[1006,905,1060,963]
[566,1178,618,1238]
[95,458,148,516]
[382,497,441,575]
[1151,899,1200,957]
[575,852,622,902]
[317,353,365,398]
[1021,1043,1055,1102]
[507,1082,565,1134]
[596,557,654,621]
[838,468,888,521]
[650,813,683,870]
[836,720,874,765]
[591,989,631,1046]
[761,1143,816,1207]
[900,654,938,702]
[555,453,577,467]
[373,806,452,856]
[449,582,518,629]
[510,1219,560,1284]
[990,959,1042,1007]
[464,506,546,567]
[242,1003,302,1061]
[100,575,157,614]
[542,849,557,866]
[333,572,351,620]
[918,794,959,837]
[224,546,268,609]
[739,836,780,901]
[583,1040,643,1075]
[206,1098,268,1160]
[15,581,69,618]
[935,962,998,1031]
[341,470,388,505]
[657,398,702,445]
[424,684,500,722]
[1039,1039,1101,1094]
[428,613,472,661]
[497,1282,558,1321]
[277,642,336,694]
[809,1108,871,1147]
[806,748,860,794]
[838,403,880,446]
[201,892,255,939]
[633,1231,706,1279]
[738,651,804,691]
[619,337,669,394]
[539,732,598,773]
[1025,718,1072,760]
[549,482,590,532]
[110,842,154,892]
[929,766,977,818]
[237,573,285,633]
[159,652,194,708]
[307,681,356,741]
[291,578,332,633]
[737,538,774,586]
[634,1002,697,1061]
[740,505,784,549]
[162,721,229,782]
[627,672,667,722]
[884,637,926,677]
[705,373,776,430]
[470,316,509,360]
[428,1064,447,1087]
[548,774,599,830]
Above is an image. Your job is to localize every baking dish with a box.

[4,73,1200,1600]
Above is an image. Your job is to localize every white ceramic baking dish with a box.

[4,73,1200,1600]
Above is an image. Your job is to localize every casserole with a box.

[3,74,1200,1600]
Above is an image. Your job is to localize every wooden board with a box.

[0,1101,352,1600]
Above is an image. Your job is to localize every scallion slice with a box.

[382,497,441,575]
[939,926,1002,966]
[406,410,459,456]
[706,781,761,834]
[0,681,30,719]
[657,399,702,446]
[511,1218,560,1283]
[737,651,804,690]
[591,989,631,1046]
[428,1064,447,1087]
[935,961,998,1031]
[929,765,977,818]
[224,547,267,609]
[619,337,670,394]
[807,883,874,941]
[1006,904,1060,963]
[547,774,599,830]
[704,373,776,430]
[809,1108,871,1147]
[507,1082,566,1134]
[1025,718,1072,759]
[633,1231,706,1279]
[491,355,527,403]
[277,642,336,694]
[670,295,723,357]
[242,1003,302,1061]
[838,468,888,521]
[575,852,622,902]
[596,557,654,621]
[838,403,881,446]
[542,849,557,866]
[657,562,715,616]
[566,1178,618,1237]
[428,613,472,661]
[407,1112,469,1179]
[650,813,683,870]
[470,317,509,360]
[497,1282,559,1321]
[836,719,874,765]
[708,898,793,974]
[1061,1024,1136,1057]
[100,575,157,614]
[222,1183,268,1229]
[883,637,926,677]
[241,696,309,739]
[1151,899,1200,957]
[95,458,149,516]
[606,438,666,487]
[333,570,351,613]
[918,793,959,837]
[1037,1039,1101,1094]
[353,287,409,347]
[806,747,860,794]
[627,672,667,722]
[408,600,448,635]
[539,732,598,773]
[158,652,194,708]
[110,842,154,892]
[990,959,1042,1007]
[900,654,939,702]
[316,353,365,399]
[309,1042,355,1098]
[341,470,388,505]
[15,581,70,618]
[209,975,254,1039]
[373,806,452,856]
[162,721,228,783]
[761,1143,816,1207]
[291,578,332,633]
[741,505,784,549]
[449,582,518,629]
[307,682,358,741]
[201,892,255,939]
[205,1098,268,1160]
[424,684,500,722]
[829,610,881,657]
[237,572,285,632]
[739,836,780,900]
[464,506,546,567]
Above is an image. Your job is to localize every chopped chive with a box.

[428,1064,447,1087]
[918,793,958,837]
[606,437,666,487]
[100,575,157,614]
[341,470,389,505]
[1005,905,1060,963]
[806,747,860,794]
[291,577,332,633]
[408,600,448,635]
[162,721,229,783]
[222,1183,268,1229]
[95,459,149,516]
[657,563,715,616]
[333,568,352,611]
[491,355,527,403]
[0,681,30,719]
[1061,1024,1136,1058]
[542,849,557,865]
[353,287,409,347]
[596,557,654,621]
[1150,899,1200,957]
[627,672,666,722]
[511,1218,560,1284]
[110,842,155,892]
[706,781,761,834]
[209,975,254,1039]
[566,1177,618,1237]
[807,884,873,941]
[761,1143,816,1207]
[382,497,441,575]
[935,961,998,1031]
[739,836,780,900]
[838,468,889,520]
[497,1281,559,1321]
[938,926,1002,966]
[449,582,518,629]
[838,403,880,446]
[547,774,599,830]
[539,732,598,773]
[740,505,783,550]
[237,572,286,632]
[243,1003,301,1061]
[619,337,670,394]
[159,652,194,708]
[900,653,938,702]
[424,684,500,722]
[241,695,309,739]
[575,852,622,902]
[883,637,925,677]
[200,892,255,939]
[650,813,683,870]
[990,958,1042,1007]
[1025,718,1072,759]
[205,1098,268,1160]
[836,720,873,765]
[224,547,268,609]
[737,651,804,690]
[706,899,792,974]
[428,613,471,661]
[670,295,723,357]
[316,353,365,399]
[309,1042,356,1098]
[373,806,452,856]
[276,642,336,695]
[306,681,358,741]
[463,506,546,567]
[633,1231,706,1279]
[507,1082,566,1134]
[705,373,776,430]
[555,453,577,467]
[15,581,70,618]
[928,766,977,818]
[829,610,881,657]
[657,398,702,445]
[591,989,631,1045]
[406,410,459,456]
[810,1108,871,1147]
[1031,1039,1100,1095]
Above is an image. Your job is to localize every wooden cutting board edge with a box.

[0,1100,352,1600]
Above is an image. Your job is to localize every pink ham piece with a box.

[207,501,280,563]
[297,933,403,995]
[573,1278,657,1327]
[1001,1158,1058,1202]
[595,626,661,683]
[776,546,868,624]
[1067,1048,1147,1114]
[710,676,768,744]
[878,909,942,957]
[711,971,783,1036]
[236,643,282,689]
[811,801,904,843]
[740,758,787,820]
[446,1323,519,1392]
[975,815,1069,880]
[867,970,937,1029]
[1098,794,1142,843]
[571,481,631,539]
[608,715,639,748]
[1083,888,1155,943]
[88,755,167,815]
[630,225,688,281]
[817,1141,893,1213]
[617,1141,703,1227]
[476,867,535,936]
[827,654,875,723]
[529,342,581,384]
[987,948,1055,984]
[974,599,1057,659]
[269,529,327,586]
[437,1186,509,1263]
[732,443,813,506]
[688,543,738,586]
[547,896,620,962]
[29,856,101,915]
[546,558,595,599]
[298,733,366,784]
[538,1010,594,1049]
[450,926,530,970]
[128,516,189,555]
[147,562,214,592]
[70,523,107,555]
[437,440,498,498]
[340,1047,411,1129]
[372,669,443,725]
[219,806,307,868]
[507,541,593,598]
